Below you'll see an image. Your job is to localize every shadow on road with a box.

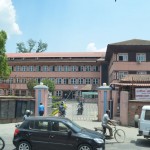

[130,138,150,148]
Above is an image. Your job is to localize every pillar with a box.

[97,83,112,121]
[120,91,129,126]
[34,82,48,116]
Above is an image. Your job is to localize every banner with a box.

[135,88,150,100]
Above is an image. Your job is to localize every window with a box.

[9,78,13,84]
[64,78,69,84]
[71,66,76,72]
[85,78,91,84]
[23,66,28,72]
[85,66,91,72]
[71,78,76,84]
[57,78,62,84]
[137,71,147,75]
[93,78,98,84]
[56,91,61,96]
[34,121,49,131]
[57,66,62,72]
[117,71,128,80]
[16,66,20,71]
[118,53,128,61]
[50,66,55,71]
[51,121,68,132]
[79,78,84,84]
[49,78,55,82]
[9,66,14,71]
[29,66,34,72]
[93,66,98,72]
[136,53,146,62]
[43,66,48,72]
[64,66,69,72]
[36,66,41,72]
[145,110,150,120]
[78,66,84,72]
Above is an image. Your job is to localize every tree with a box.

[0,30,11,79]
[42,79,55,94]
[27,79,38,95]
[16,39,48,53]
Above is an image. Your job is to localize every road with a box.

[0,101,150,150]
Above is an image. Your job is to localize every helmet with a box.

[61,101,64,105]
[25,110,31,116]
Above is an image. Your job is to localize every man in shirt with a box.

[38,102,45,116]
[102,110,114,137]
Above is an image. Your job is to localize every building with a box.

[105,39,150,125]
[0,52,105,99]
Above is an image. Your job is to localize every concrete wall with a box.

[128,100,150,126]
[0,96,35,123]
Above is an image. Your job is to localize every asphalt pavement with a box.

[0,101,150,150]
[0,120,150,150]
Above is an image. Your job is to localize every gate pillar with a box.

[97,83,112,121]
[34,82,48,116]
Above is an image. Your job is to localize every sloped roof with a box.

[105,39,150,61]
[110,39,150,45]
[6,52,105,58]
[111,74,150,87]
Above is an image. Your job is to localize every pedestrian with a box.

[38,102,45,116]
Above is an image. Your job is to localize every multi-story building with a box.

[105,39,150,84]
[0,52,105,99]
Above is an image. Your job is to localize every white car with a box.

[137,105,150,139]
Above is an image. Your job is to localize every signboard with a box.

[135,88,150,100]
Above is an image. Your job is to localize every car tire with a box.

[17,141,31,150]
[78,144,92,150]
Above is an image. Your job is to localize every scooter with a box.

[58,110,66,117]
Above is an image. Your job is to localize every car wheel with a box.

[17,141,31,150]
[78,144,92,150]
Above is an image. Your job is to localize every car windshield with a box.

[64,120,82,132]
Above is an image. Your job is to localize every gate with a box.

[66,101,98,121]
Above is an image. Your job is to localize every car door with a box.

[28,120,51,150]
[48,120,76,150]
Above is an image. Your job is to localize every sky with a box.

[1,0,150,53]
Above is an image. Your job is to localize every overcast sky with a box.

[1,0,150,53]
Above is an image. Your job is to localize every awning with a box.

[111,83,150,86]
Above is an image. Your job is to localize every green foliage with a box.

[16,39,48,53]
[27,79,38,92]
[52,96,62,102]
[0,30,11,79]
[42,79,55,93]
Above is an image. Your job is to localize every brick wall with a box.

[128,100,150,126]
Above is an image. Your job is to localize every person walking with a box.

[38,102,45,116]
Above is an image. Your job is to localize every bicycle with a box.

[94,125,126,143]
[0,137,5,150]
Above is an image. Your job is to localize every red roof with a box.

[6,52,105,58]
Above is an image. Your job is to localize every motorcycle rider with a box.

[77,101,83,115]
[23,110,31,121]
[59,101,66,117]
